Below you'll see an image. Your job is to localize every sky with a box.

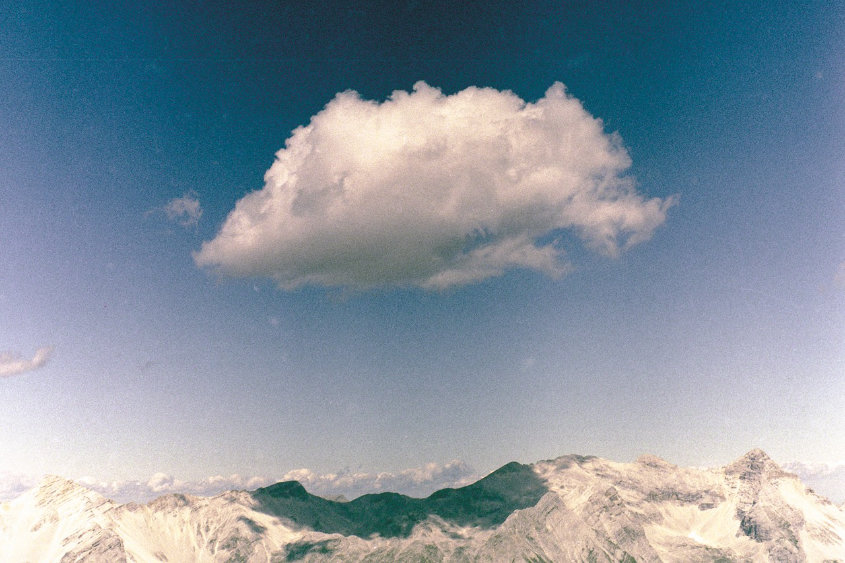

[1,2,843,502]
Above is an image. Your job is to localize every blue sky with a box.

[1,2,843,501]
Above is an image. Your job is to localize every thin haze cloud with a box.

[0,473,35,500]
[0,347,53,378]
[164,191,203,228]
[195,82,676,291]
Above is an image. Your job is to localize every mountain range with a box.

[1,449,842,562]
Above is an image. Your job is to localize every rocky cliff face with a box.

[1,451,842,562]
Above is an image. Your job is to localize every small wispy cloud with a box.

[0,346,53,378]
[164,191,203,228]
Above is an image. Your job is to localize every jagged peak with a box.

[635,454,676,469]
[725,449,785,479]
[733,449,774,465]
[146,492,197,510]
[34,475,108,508]
[36,474,90,495]
[540,453,598,470]
[744,448,773,460]
[254,480,311,500]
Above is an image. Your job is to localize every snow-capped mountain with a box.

[1,450,842,562]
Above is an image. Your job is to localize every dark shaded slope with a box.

[424,461,548,527]
[252,461,548,539]
[252,481,356,534]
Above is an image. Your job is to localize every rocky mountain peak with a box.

[725,449,786,481]
[635,454,674,470]
[34,475,97,505]
[4,453,842,562]
[37,474,80,490]
[254,480,311,501]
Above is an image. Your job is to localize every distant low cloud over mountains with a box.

[0,461,477,505]
[195,82,675,291]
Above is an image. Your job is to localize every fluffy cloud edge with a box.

[0,346,53,378]
[195,81,676,291]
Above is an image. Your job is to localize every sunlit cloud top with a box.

[195,82,676,291]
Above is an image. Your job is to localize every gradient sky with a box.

[1,2,843,500]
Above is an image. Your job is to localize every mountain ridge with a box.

[252,460,547,539]
[1,450,843,562]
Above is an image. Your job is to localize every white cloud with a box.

[279,460,476,500]
[165,191,203,227]
[0,346,53,378]
[0,461,477,504]
[195,82,676,291]
[76,473,273,504]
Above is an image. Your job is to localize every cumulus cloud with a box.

[165,191,203,227]
[57,461,477,504]
[0,346,53,378]
[195,82,676,290]
[76,473,271,504]
[279,460,476,500]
